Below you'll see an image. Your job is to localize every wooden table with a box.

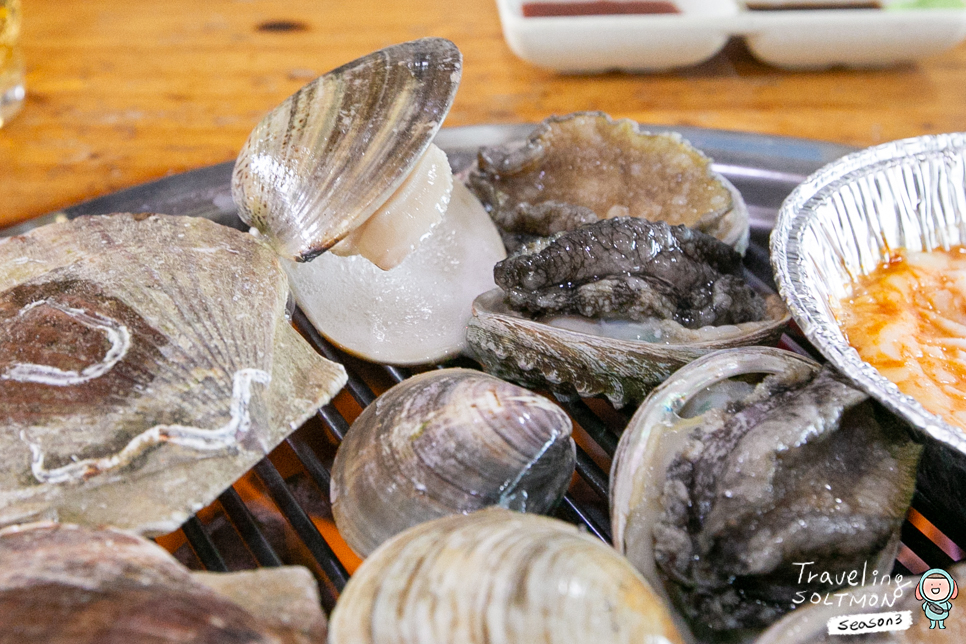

[2,0,966,228]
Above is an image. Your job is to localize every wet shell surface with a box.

[232,38,461,261]
[466,111,749,254]
[610,347,921,638]
[328,507,687,644]
[0,213,347,535]
[330,368,575,557]
[0,521,328,644]
[467,280,789,409]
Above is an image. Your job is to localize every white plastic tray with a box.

[496,0,966,71]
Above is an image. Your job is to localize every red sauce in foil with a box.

[522,1,680,16]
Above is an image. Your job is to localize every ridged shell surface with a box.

[232,38,462,261]
[328,508,687,644]
[0,214,347,534]
[330,368,575,557]
[0,522,327,644]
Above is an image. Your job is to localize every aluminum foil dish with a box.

[771,131,966,455]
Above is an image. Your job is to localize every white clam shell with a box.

[0,214,347,535]
[330,368,575,557]
[328,508,687,644]
[231,38,462,261]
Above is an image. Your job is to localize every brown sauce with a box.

[522,1,680,16]
[837,247,966,430]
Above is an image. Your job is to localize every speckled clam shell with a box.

[232,38,462,261]
[0,522,327,644]
[330,368,575,557]
[0,214,347,535]
[328,508,687,644]
[466,288,789,408]
[467,111,750,253]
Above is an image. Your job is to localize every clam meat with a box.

[0,213,347,534]
[233,38,506,365]
[328,507,688,644]
[467,218,789,407]
[466,111,749,254]
[330,368,575,557]
[610,347,922,638]
[0,521,327,644]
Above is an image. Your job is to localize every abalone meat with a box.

[610,347,922,638]
[467,219,788,407]
[0,521,327,644]
[330,368,575,557]
[0,213,347,534]
[232,38,506,365]
[466,111,749,254]
[328,507,688,644]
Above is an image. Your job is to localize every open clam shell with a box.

[232,38,461,261]
[330,368,575,557]
[0,213,347,534]
[328,508,687,644]
[771,131,966,456]
[610,347,921,637]
[467,284,789,409]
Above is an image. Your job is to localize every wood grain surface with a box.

[1,0,965,227]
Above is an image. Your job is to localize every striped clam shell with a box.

[231,38,462,261]
[330,368,575,557]
[328,508,687,644]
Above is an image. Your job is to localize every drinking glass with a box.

[0,0,24,127]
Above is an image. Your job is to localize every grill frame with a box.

[4,123,962,617]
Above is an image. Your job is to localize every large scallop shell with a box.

[328,508,688,644]
[610,347,921,637]
[330,368,575,557]
[0,521,327,644]
[231,38,462,261]
[0,213,347,534]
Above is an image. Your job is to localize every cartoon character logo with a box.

[916,568,959,629]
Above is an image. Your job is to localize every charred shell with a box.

[466,219,789,408]
[610,347,922,638]
[329,508,688,644]
[467,111,749,254]
[0,214,347,534]
[330,368,575,557]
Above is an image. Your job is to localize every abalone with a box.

[0,213,347,534]
[610,347,922,638]
[467,219,789,407]
[330,368,575,557]
[466,111,749,254]
[328,508,688,644]
[0,521,327,644]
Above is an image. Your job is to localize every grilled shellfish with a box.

[0,213,346,534]
[233,38,506,365]
[328,508,688,644]
[330,368,575,557]
[610,347,921,638]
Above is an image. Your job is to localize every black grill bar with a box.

[182,515,228,572]
[253,458,350,592]
[287,435,332,492]
[574,447,609,500]
[556,395,620,456]
[556,495,610,543]
[317,404,349,441]
[218,487,284,568]
[293,308,377,407]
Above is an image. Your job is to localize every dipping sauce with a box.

[522,1,680,16]
[837,247,966,430]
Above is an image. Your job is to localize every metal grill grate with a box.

[164,234,966,614]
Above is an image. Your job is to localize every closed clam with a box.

[330,368,575,557]
[328,508,688,644]
[610,347,921,639]
[0,213,346,534]
[233,38,506,365]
